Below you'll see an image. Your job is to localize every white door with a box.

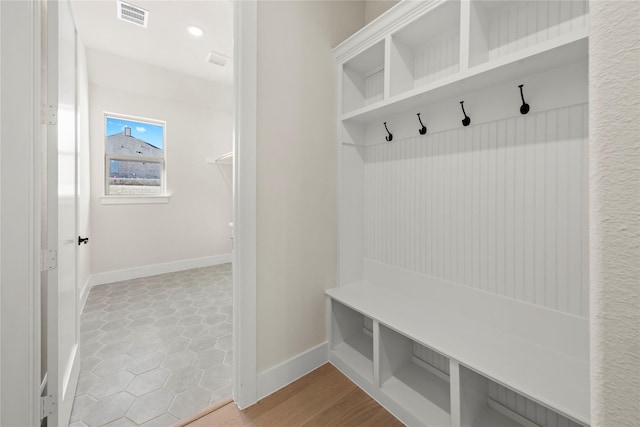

[45,0,81,425]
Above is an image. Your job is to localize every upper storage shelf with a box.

[469,0,589,67]
[389,0,461,97]
[342,40,385,114]
[334,0,589,124]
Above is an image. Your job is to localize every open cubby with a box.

[459,366,522,427]
[342,40,385,114]
[330,300,374,384]
[389,0,460,96]
[379,325,451,426]
[460,366,586,427]
[468,0,589,67]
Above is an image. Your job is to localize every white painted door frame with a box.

[0,0,43,425]
[232,0,258,410]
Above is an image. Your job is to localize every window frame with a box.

[103,112,167,198]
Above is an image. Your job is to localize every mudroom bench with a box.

[330,0,591,425]
[326,262,589,427]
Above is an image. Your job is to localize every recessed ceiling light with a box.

[187,26,204,38]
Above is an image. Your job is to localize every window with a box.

[105,114,166,196]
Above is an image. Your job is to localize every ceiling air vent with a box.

[117,0,148,28]
[205,51,232,67]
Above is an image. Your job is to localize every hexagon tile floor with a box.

[70,263,233,427]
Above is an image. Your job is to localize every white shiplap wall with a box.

[414,30,460,88]
[413,342,450,375]
[363,104,588,318]
[482,0,589,64]
[364,69,384,105]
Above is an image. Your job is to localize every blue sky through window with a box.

[106,116,164,149]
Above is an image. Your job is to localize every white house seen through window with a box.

[105,114,166,196]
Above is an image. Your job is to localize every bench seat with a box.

[326,261,589,426]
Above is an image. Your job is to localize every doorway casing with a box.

[232,0,258,410]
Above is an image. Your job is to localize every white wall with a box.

[589,1,640,425]
[86,49,233,275]
[255,1,365,373]
[364,0,398,24]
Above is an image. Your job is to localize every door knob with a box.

[78,236,89,245]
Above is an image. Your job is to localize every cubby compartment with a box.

[459,366,586,427]
[330,300,374,383]
[389,0,460,96]
[468,0,588,67]
[379,325,451,426]
[342,40,385,114]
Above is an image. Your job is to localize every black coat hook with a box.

[384,122,393,142]
[518,84,530,115]
[460,101,471,127]
[417,113,427,135]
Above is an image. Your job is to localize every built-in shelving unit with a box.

[338,0,589,144]
[329,1,590,426]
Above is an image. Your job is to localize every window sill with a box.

[100,195,170,205]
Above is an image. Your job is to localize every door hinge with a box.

[40,394,56,420]
[42,249,57,271]
[42,104,57,125]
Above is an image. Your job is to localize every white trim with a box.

[256,342,329,401]
[233,0,258,410]
[80,275,92,313]
[332,0,443,63]
[88,254,231,288]
[1,1,3,419]
[0,1,41,424]
[100,195,170,205]
[45,2,62,424]
[59,343,79,424]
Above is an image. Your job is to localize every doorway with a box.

[61,0,237,425]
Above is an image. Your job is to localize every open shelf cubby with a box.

[468,0,589,68]
[379,325,451,426]
[330,300,374,384]
[460,366,586,427]
[389,0,460,97]
[460,366,522,427]
[342,40,385,114]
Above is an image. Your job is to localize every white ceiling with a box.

[70,0,233,85]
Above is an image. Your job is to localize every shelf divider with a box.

[450,360,461,427]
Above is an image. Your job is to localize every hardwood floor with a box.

[180,363,403,427]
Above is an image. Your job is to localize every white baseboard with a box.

[60,343,80,427]
[80,275,92,314]
[256,342,329,401]
[82,254,232,312]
